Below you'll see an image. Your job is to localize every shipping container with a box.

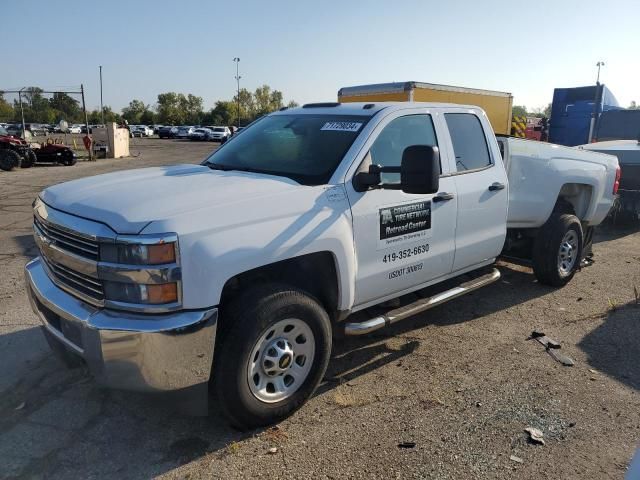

[338,82,514,135]
[548,84,621,146]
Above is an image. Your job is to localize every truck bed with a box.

[497,136,619,229]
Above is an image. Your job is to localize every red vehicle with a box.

[0,126,76,171]
[525,116,549,142]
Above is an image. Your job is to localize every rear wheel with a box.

[532,213,583,287]
[213,284,332,430]
[0,149,21,171]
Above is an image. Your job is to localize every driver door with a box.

[345,110,458,307]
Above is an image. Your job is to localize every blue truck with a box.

[549,84,621,146]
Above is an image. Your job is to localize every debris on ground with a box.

[398,442,416,449]
[528,331,575,366]
[262,425,289,443]
[14,402,25,411]
[510,455,524,463]
[267,447,278,454]
[525,427,545,445]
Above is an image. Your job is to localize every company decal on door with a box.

[377,200,432,250]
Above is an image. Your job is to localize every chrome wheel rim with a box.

[247,318,315,403]
[557,230,579,277]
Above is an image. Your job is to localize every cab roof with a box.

[271,101,483,117]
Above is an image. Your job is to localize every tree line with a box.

[0,85,299,126]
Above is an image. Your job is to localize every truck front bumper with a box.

[25,257,217,393]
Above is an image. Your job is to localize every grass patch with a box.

[332,387,376,408]
[226,441,241,455]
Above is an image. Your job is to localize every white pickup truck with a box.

[24,102,619,429]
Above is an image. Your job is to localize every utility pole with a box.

[99,65,104,125]
[596,61,605,85]
[233,57,241,128]
[18,87,26,138]
[589,61,606,143]
[81,84,93,161]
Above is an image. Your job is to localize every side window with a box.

[369,114,438,183]
[445,113,492,172]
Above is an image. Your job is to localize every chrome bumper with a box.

[25,257,217,393]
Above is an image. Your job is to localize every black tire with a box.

[21,150,36,168]
[532,213,583,287]
[62,155,77,166]
[213,284,332,430]
[0,149,21,171]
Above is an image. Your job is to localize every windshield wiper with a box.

[206,163,236,171]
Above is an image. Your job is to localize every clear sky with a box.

[2,0,638,112]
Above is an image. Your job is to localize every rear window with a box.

[445,113,492,172]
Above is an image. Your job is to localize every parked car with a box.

[24,124,48,136]
[68,125,82,134]
[581,140,639,221]
[24,102,619,429]
[131,125,153,137]
[175,126,195,138]
[209,126,231,142]
[189,128,214,141]
[158,126,177,139]
[5,124,23,137]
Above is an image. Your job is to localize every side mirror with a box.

[352,145,440,194]
[400,145,440,194]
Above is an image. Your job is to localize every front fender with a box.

[143,185,357,311]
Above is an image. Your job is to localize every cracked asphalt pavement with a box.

[0,138,639,479]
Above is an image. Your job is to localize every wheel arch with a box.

[219,251,342,322]
[556,183,594,220]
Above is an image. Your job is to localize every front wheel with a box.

[0,149,21,171]
[213,284,332,430]
[532,213,583,287]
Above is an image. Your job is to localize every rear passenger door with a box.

[442,111,508,272]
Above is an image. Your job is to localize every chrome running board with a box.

[344,268,501,336]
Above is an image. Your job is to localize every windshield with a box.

[213,127,225,132]
[203,114,368,185]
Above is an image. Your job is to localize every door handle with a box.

[432,192,455,203]
[488,182,505,191]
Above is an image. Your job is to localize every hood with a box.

[40,164,305,234]
[0,135,26,145]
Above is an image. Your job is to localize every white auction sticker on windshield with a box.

[321,121,362,132]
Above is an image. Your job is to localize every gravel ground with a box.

[0,138,638,479]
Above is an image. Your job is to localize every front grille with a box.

[34,214,104,305]
[34,215,99,260]
[41,256,105,302]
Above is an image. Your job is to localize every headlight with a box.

[99,234,181,309]
[101,241,176,265]
[104,281,178,304]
